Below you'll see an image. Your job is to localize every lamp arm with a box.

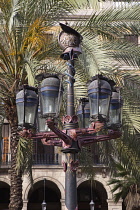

[46,118,72,147]
[41,138,62,147]
[78,130,121,147]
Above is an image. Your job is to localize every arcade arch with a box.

[0,181,10,210]
[77,179,108,210]
[23,176,64,210]
[77,176,112,210]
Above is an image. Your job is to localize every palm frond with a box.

[87,4,140,40]
[16,136,33,184]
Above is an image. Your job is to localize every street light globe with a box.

[89,199,95,210]
[41,200,47,210]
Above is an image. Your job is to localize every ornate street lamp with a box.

[16,23,122,210]
[16,85,38,129]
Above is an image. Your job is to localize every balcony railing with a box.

[32,153,60,165]
[0,153,61,166]
[1,152,106,167]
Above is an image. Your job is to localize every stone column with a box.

[61,199,65,210]
[22,200,28,210]
[107,199,123,210]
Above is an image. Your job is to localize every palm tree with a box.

[107,75,140,209]
[68,4,140,209]
[78,4,140,208]
[108,161,140,210]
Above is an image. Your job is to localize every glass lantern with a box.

[107,89,122,128]
[37,107,50,132]
[16,86,38,129]
[77,98,90,128]
[39,75,63,118]
[88,75,113,122]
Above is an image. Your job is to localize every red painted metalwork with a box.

[19,118,121,150]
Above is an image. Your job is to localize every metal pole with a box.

[63,51,79,210]
[81,99,85,128]
[89,180,95,210]
[44,178,45,201]
[65,153,78,210]
[41,179,47,210]
[66,53,75,116]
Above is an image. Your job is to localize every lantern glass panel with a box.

[108,90,122,127]
[99,93,111,118]
[16,89,38,128]
[78,113,90,128]
[16,98,24,126]
[109,103,120,124]
[37,109,50,132]
[77,99,90,128]
[40,89,62,117]
[89,93,98,117]
[89,92,111,120]
[25,98,38,125]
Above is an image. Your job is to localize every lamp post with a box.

[16,23,122,210]
[41,179,47,210]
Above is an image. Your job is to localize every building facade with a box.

[0,122,123,210]
[0,150,123,210]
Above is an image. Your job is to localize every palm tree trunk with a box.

[9,125,23,210]
[5,102,23,210]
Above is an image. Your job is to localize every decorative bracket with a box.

[18,119,121,151]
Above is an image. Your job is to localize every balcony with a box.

[1,136,106,167]
[0,151,106,168]
[0,152,61,167]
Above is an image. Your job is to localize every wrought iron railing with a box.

[1,152,106,166]
[32,153,60,165]
[0,153,61,166]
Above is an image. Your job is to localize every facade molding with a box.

[77,175,113,200]
[23,175,65,201]
[0,176,10,185]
